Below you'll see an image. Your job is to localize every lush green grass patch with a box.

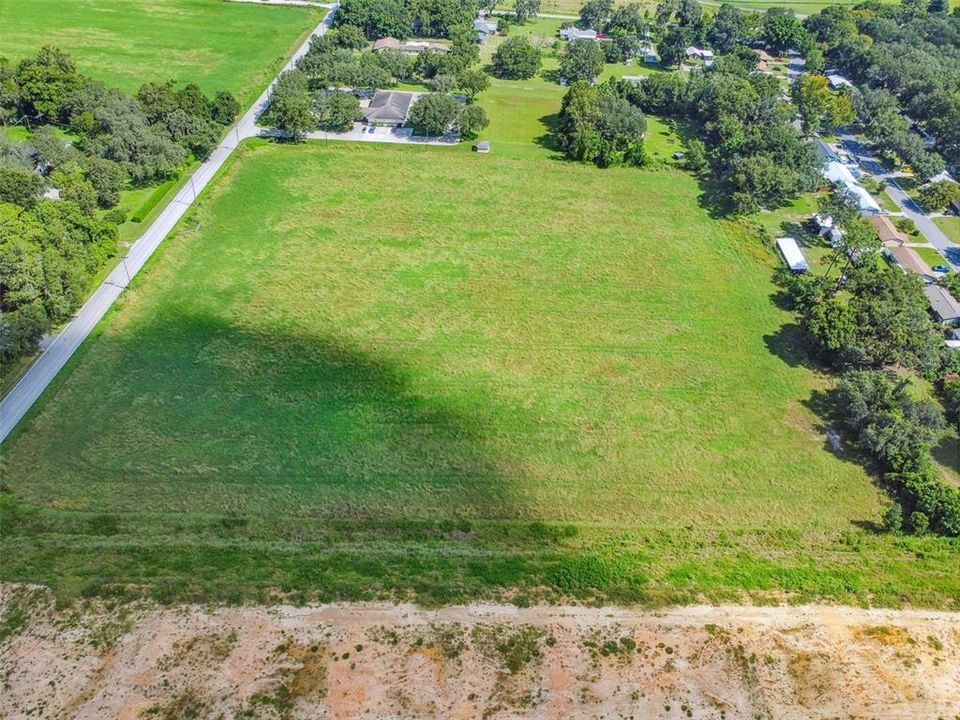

[0,0,323,105]
[935,217,960,245]
[4,141,957,606]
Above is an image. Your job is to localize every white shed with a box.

[775,237,809,272]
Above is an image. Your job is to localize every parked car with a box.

[367,126,376,134]
[932,264,951,273]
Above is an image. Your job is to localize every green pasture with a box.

[0,0,324,105]
[4,141,958,607]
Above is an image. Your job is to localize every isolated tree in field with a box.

[561,39,605,83]
[457,104,489,139]
[456,68,490,100]
[919,180,960,212]
[313,91,360,131]
[492,36,542,79]
[268,70,314,140]
[515,0,541,22]
[407,93,460,136]
[580,0,614,29]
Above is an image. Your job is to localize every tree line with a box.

[0,47,239,362]
[776,190,960,537]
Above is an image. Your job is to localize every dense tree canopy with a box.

[491,36,542,79]
[560,39,606,83]
[558,81,646,168]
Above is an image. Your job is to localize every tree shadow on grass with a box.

[28,310,520,522]
[533,112,567,160]
[762,323,814,369]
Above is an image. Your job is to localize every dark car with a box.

[932,264,951,273]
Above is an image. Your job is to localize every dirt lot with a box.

[2,585,959,719]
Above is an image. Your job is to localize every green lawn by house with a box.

[4,140,958,608]
[935,217,960,245]
[914,245,946,269]
[0,0,323,106]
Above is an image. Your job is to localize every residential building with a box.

[560,27,598,41]
[823,161,881,214]
[474,17,498,42]
[372,37,449,55]
[886,245,933,280]
[685,47,714,62]
[867,215,908,247]
[362,90,418,125]
[923,285,960,325]
[827,74,853,89]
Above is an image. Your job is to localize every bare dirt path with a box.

[3,586,959,719]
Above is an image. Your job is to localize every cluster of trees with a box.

[406,92,488,137]
[776,191,960,537]
[299,27,479,89]
[616,61,821,213]
[793,74,856,135]
[0,47,238,362]
[805,2,960,176]
[334,0,476,40]
[835,369,958,536]
[559,39,606,83]
[558,81,646,167]
[491,36,543,79]
[918,179,960,212]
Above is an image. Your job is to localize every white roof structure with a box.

[561,27,598,41]
[823,161,881,215]
[685,47,714,60]
[775,237,809,272]
[827,74,853,89]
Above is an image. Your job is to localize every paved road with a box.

[0,9,337,443]
[840,133,958,263]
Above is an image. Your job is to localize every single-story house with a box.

[928,170,956,185]
[560,27,598,41]
[362,90,418,125]
[923,284,960,325]
[886,245,933,280]
[472,140,490,153]
[827,74,853,90]
[823,161,881,215]
[867,215,908,247]
[753,48,775,63]
[373,37,449,55]
[775,237,809,272]
[685,47,714,62]
[474,18,498,42]
[812,138,839,164]
[621,75,647,84]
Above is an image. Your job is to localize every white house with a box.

[827,74,853,90]
[823,161,881,215]
[685,47,714,62]
[560,27,598,41]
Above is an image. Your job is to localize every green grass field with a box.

[3,140,958,607]
[0,0,323,105]
[935,217,960,245]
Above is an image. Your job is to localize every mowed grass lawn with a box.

[3,141,958,607]
[0,0,323,105]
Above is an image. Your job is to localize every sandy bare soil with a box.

[2,585,959,719]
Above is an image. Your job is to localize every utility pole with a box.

[120,255,132,286]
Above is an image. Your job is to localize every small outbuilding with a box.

[560,27,598,41]
[472,140,490,153]
[775,237,809,272]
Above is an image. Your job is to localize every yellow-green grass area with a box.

[914,245,947,269]
[935,217,960,245]
[4,140,958,607]
[0,0,323,106]
[496,0,917,17]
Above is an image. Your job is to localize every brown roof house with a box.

[868,215,908,247]
[886,245,934,280]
